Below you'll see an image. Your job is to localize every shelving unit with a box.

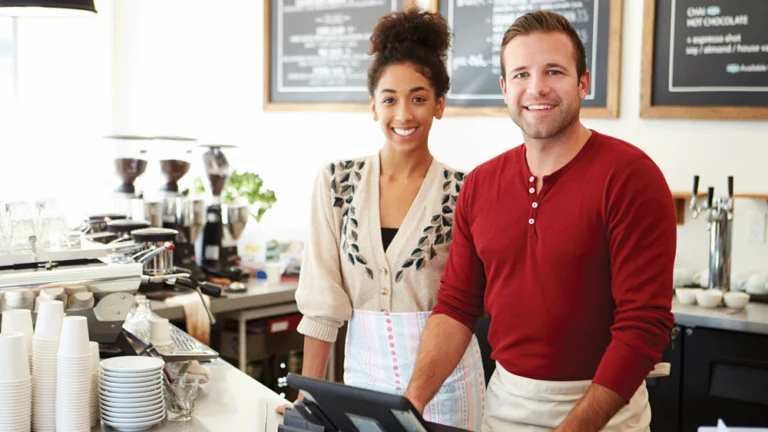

[671,192,768,225]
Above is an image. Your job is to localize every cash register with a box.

[282,374,470,432]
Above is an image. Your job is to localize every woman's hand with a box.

[275,392,305,414]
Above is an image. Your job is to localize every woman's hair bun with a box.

[369,9,451,58]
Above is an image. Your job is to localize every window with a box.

[0,17,16,105]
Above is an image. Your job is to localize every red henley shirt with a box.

[433,130,677,402]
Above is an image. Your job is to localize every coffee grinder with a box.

[154,136,196,199]
[108,135,151,216]
[165,197,207,281]
[153,136,207,281]
[199,144,249,286]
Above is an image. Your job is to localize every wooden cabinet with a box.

[648,325,768,432]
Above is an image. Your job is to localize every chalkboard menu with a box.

[437,0,623,118]
[265,0,406,110]
[641,0,768,119]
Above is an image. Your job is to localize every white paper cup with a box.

[149,317,171,346]
[1,309,33,355]
[0,332,30,382]
[57,316,90,357]
[266,262,282,285]
[34,300,64,341]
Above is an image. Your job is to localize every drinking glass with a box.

[164,375,199,421]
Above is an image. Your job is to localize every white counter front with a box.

[94,359,289,432]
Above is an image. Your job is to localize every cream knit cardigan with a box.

[295,153,467,343]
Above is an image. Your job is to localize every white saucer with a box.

[101,405,164,420]
[100,373,162,384]
[101,383,162,395]
[102,411,164,431]
[100,356,165,373]
[101,398,159,410]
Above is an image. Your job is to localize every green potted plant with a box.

[193,170,277,223]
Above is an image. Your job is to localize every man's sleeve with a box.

[432,171,487,331]
[592,157,677,402]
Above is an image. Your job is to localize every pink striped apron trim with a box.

[344,309,485,431]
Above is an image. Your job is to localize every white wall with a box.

[0,0,115,220]
[109,0,768,277]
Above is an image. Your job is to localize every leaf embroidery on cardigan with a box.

[394,167,466,283]
[329,160,374,279]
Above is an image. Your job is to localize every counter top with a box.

[672,297,768,336]
[151,279,298,321]
[95,358,289,431]
[148,278,768,337]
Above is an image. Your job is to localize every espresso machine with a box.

[199,145,250,287]
[690,175,734,291]
[0,215,145,358]
[81,224,223,361]
[108,135,151,217]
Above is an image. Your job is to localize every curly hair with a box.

[367,8,452,98]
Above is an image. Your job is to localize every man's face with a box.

[499,31,590,141]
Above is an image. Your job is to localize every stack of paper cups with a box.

[32,300,64,432]
[0,332,32,431]
[55,316,92,431]
[90,341,100,427]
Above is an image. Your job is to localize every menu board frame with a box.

[428,0,623,119]
[640,0,768,120]
[264,0,414,112]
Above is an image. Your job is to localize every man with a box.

[404,10,676,432]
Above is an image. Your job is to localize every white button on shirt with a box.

[529,188,535,194]
[529,176,534,182]
[528,219,535,224]
[532,202,538,208]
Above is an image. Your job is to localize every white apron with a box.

[344,309,485,431]
[482,362,651,432]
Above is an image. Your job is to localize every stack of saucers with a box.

[99,356,166,431]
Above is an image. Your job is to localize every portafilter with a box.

[130,228,179,276]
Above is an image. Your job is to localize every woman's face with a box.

[371,62,445,152]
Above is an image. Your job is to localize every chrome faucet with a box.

[690,175,734,292]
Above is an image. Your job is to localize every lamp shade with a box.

[0,0,97,17]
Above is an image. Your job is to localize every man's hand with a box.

[403,314,473,414]
[404,394,426,415]
[553,383,627,432]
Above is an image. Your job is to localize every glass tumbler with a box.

[164,376,200,421]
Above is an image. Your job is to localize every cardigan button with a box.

[381,288,388,295]
[381,268,388,275]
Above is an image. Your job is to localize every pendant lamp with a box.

[0,0,97,17]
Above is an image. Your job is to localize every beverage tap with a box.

[690,175,734,291]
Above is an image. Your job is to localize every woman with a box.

[280,8,485,430]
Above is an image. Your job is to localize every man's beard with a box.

[509,103,579,141]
